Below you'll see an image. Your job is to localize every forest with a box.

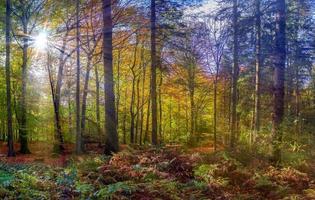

[0,0,315,199]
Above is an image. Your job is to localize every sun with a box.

[33,31,48,51]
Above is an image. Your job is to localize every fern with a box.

[0,170,14,187]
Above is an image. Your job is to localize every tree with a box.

[169,21,205,145]
[75,0,82,154]
[80,1,102,152]
[12,0,46,154]
[151,0,158,145]
[94,64,102,145]
[253,0,262,142]
[103,0,119,154]
[205,16,228,151]
[46,6,77,153]
[272,0,286,163]
[129,34,140,144]
[230,0,239,149]
[285,0,313,136]
[5,0,15,157]
[139,46,148,145]
[46,50,66,153]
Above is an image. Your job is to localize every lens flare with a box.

[34,31,48,51]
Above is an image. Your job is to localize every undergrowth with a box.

[0,147,315,199]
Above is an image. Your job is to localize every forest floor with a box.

[0,142,315,199]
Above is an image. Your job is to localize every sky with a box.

[198,0,218,12]
[185,0,218,15]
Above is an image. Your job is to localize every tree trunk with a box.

[230,0,239,150]
[286,56,294,115]
[185,94,189,142]
[189,92,195,144]
[169,98,173,142]
[139,60,147,145]
[13,88,20,143]
[116,50,121,125]
[130,74,136,144]
[272,0,286,163]
[188,63,196,144]
[295,67,300,136]
[5,0,15,157]
[135,78,141,144]
[20,19,30,154]
[47,52,64,153]
[129,41,138,144]
[81,57,92,150]
[176,100,180,142]
[68,91,72,136]
[158,73,163,143]
[103,0,119,154]
[95,65,101,146]
[312,72,315,107]
[213,72,218,151]
[52,33,69,153]
[75,0,82,154]
[144,93,151,144]
[150,0,158,145]
[123,88,127,144]
[253,0,262,143]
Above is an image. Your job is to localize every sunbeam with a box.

[33,31,48,51]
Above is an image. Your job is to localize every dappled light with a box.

[1,0,315,199]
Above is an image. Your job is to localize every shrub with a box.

[193,164,229,187]
[94,181,136,199]
[0,170,14,187]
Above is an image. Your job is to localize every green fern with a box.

[0,170,14,187]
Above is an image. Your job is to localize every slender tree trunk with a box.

[5,0,15,157]
[144,93,151,144]
[68,92,72,136]
[81,57,92,150]
[176,100,180,142]
[20,20,30,154]
[47,52,65,153]
[116,50,121,125]
[295,67,300,136]
[52,34,69,153]
[158,73,163,143]
[253,0,262,143]
[129,42,138,144]
[213,72,218,151]
[228,76,232,144]
[76,0,82,154]
[135,78,141,144]
[189,93,195,143]
[151,0,158,145]
[0,120,4,141]
[169,98,173,142]
[13,88,20,143]
[1,121,5,142]
[230,0,239,150]
[312,72,315,106]
[272,0,286,163]
[286,56,294,115]
[130,74,136,144]
[122,88,127,144]
[95,65,101,146]
[185,94,189,143]
[188,64,196,144]
[103,0,119,154]
[139,62,147,145]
